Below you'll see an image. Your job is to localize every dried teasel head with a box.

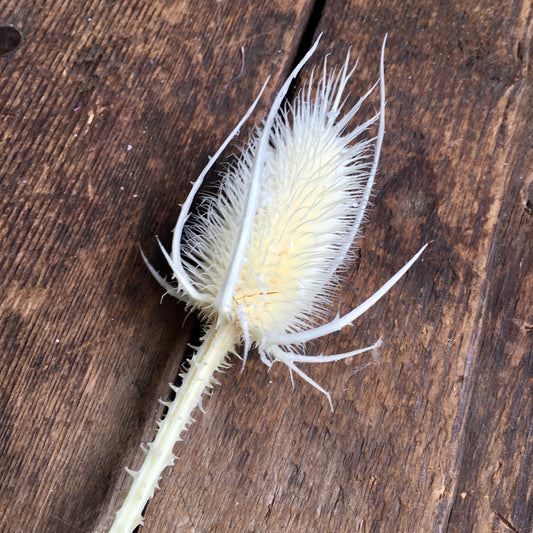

[144,34,427,407]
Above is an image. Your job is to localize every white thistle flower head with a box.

[145,34,427,407]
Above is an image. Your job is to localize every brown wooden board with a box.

[0,1,531,532]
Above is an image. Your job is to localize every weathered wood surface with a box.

[0,1,531,532]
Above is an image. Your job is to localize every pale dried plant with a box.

[108,34,427,532]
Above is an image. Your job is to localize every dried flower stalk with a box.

[108,34,427,532]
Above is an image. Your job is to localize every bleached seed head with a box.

[180,55,379,341]
[145,37,427,405]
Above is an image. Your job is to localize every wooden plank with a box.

[0,1,316,532]
[0,0,531,532]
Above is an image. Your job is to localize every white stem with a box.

[108,322,237,533]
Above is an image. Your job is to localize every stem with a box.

[109,322,238,533]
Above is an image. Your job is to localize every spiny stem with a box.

[109,322,238,533]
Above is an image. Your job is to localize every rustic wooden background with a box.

[1,1,531,532]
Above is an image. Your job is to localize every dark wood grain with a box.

[0,1,531,532]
